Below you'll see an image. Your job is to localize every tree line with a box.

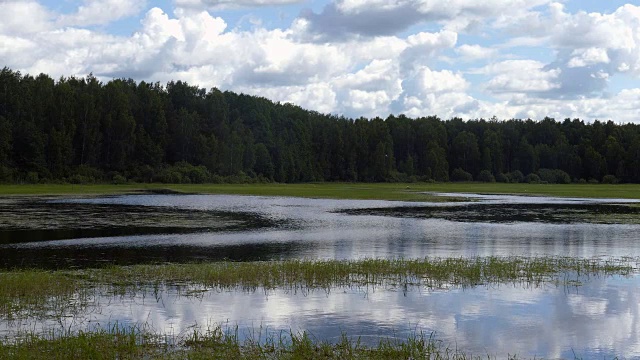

[1,67,639,184]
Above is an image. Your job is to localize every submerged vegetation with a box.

[343,202,640,224]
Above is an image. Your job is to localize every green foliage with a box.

[496,173,509,183]
[0,166,14,183]
[538,168,571,184]
[2,67,640,184]
[507,170,524,183]
[25,172,39,184]
[477,170,495,183]
[112,174,127,185]
[525,173,541,184]
[602,174,618,184]
[451,168,473,182]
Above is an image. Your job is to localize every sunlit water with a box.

[1,193,640,358]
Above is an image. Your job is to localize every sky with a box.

[1,0,640,122]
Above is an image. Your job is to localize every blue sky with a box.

[2,0,640,122]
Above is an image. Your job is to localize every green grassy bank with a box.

[1,182,639,201]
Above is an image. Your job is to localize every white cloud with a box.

[174,0,303,10]
[2,0,640,123]
[455,44,497,61]
[480,60,561,94]
[0,1,52,35]
[301,0,552,40]
[568,47,610,68]
[57,0,148,27]
[499,3,640,77]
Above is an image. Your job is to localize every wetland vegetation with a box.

[342,202,640,224]
[0,325,532,360]
[0,257,632,320]
[0,257,634,359]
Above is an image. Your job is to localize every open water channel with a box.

[1,193,640,358]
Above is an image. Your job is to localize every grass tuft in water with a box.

[89,257,632,290]
[0,257,633,319]
[0,324,527,359]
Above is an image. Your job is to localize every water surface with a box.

[1,193,639,268]
[1,193,640,358]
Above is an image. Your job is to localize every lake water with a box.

[1,193,640,358]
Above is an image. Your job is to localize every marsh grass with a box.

[0,324,521,360]
[0,324,168,360]
[90,257,633,290]
[0,257,633,320]
[0,270,80,319]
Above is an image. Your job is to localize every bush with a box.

[25,172,39,184]
[186,166,210,184]
[387,171,408,183]
[507,170,524,183]
[537,168,571,184]
[210,174,224,184]
[69,174,93,184]
[602,174,618,184]
[76,165,104,182]
[112,174,127,185]
[588,178,599,184]
[525,173,541,183]
[225,172,253,184]
[477,170,495,183]
[537,169,555,183]
[156,168,183,183]
[451,168,473,182]
[554,170,571,184]
[129,165,155,183]
[496,173,509,183]
[0,165,14,183]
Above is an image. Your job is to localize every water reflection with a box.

[1,194,640,268]
[2,275,637,359]
[2,193,640,357]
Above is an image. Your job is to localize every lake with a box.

[1,193,639,358]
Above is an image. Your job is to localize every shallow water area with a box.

[1,193,640,268]
[2,192,640,358]
[1,274,638,359]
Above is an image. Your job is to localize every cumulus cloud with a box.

[493,3,640,99]
[2,0,640,123]
[174,0,303,10]
[455,44,497,61]
[0,1,53,34]
[479,60,561,95]
[300,0,551,40]
[57,0,148,27]
[567,48,610,68]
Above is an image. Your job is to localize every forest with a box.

[1,67,639,185]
